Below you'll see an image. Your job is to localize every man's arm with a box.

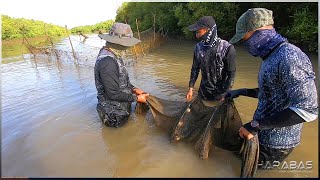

[127,76,144,95]
[243,51,318,133]
[225,88,259,99]
[99,57,137,102]
[223,45,236,91]
[280,51,318,116]
[189,47,201,89]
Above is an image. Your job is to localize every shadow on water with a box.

[1,35,318,177]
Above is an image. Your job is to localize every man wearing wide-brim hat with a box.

[95,22,149,128]
[225,8,318,169]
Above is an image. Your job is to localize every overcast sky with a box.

[0,0,124,28]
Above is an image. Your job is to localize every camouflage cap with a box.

[229,8,274,44]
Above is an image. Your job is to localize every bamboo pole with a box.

[135,19,145,56]
[21,36,38,67]
[133,45,138,59]
[65,25,77,63]
[78,31,89,39]
[22,36,35,55]
[153,14,156,48]
[45,24,60,60]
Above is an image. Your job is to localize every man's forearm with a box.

[256,108,306,130]
[225,71,235,91]
[246,88,259,98]
[189,71,199,88]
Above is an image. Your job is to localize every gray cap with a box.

[98,23,141,47]
[229,8,274,44]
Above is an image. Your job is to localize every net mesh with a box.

[20,27,167,63]
[240,134,259,178]
[138,95,259,177]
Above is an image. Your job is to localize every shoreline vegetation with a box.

[2,15,67,40]
[2,2,318,53]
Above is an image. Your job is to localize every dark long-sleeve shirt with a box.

[189,40,236,100]
[95,56,137,102]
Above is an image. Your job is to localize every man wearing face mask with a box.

[95,22,149,128]
[226,8,318,167]
[186,16,236,106]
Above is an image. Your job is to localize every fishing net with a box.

[137,94,259,177]
[139,95,243,157]
[240,134,259,178]
[18,21,168,66]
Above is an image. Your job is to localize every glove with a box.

[225,88,248,99]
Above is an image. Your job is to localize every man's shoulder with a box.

[277,42,306,57]
[278,43,310,61]
[217,39,234,56]
[96,55,117,69]
[219,39,232,46]
[194,41,203,48]
[275,43,313,72]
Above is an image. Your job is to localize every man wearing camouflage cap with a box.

[226,8,318,168]
[95,22,149,128]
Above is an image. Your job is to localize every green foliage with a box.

[3,2,317,52]
[289,8,316,40]
[285,6,318,52]
[174,2,239,39]
[116,2,180,35]
[70,20,114,34]
[2,15,66,40]
[115,2,239,39]
[115,2,317,52]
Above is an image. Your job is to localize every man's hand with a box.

[219,94,226,102]
[239,121,260,140]
[239,127,254,140]
[186,88,193,101]
[137,93,149,103]
[133,88,144,95]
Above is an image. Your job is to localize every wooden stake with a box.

[153,14,156,47]
[135,19,145,56]
[133,45,138,59]
[65,25,77,63]
[46,24,60,60]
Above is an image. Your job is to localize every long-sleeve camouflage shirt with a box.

[254,42,318,149]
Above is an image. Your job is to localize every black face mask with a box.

[198,30,210,41]
[197,25,218,47]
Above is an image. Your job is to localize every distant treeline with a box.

[2,15,67,40]
[115,2,318,52]
[70,20,114,34]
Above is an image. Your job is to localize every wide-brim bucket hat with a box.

[98,23,141,47]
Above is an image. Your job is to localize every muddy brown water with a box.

[1,35,318,177]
